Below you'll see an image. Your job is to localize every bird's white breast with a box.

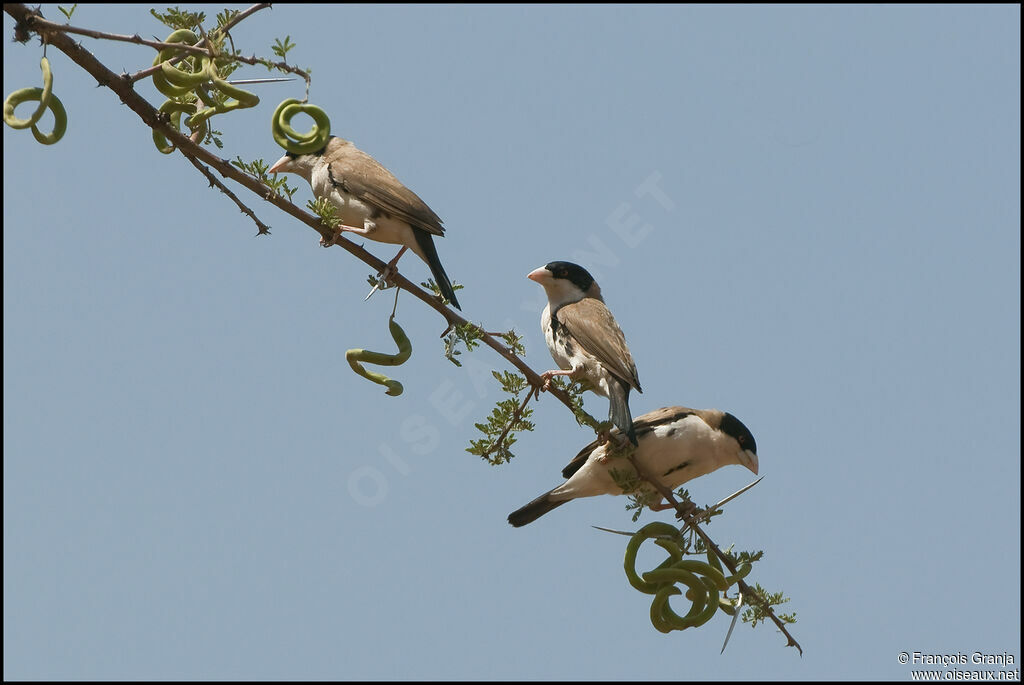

[552,414,739,501]
[310,163,372,225]
[309,163,420,254]
[541,304,616,398]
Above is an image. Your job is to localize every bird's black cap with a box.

[719,412,757,454]
[545,261,595,293]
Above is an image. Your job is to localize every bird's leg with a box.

[320,223,367,248]
[649,498,698,519]
[596,429,628,458]
[539,369,575,392]
[365,246,410,302]
[381,246,409,284]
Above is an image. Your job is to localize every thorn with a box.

[225,77,296,85]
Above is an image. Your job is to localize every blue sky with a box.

[4,4,1020,680]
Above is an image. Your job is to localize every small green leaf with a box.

[272,35,297,59]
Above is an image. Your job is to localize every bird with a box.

[269,136,461,310]
[528,261,641,444]
[507,406,759,527]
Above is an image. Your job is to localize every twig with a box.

[480,385,538,461]
[126,50,311,86]
[218,3,271,36]
[24,18,215,55]
[21,3,302,86]
[589,475,765,532]
[182,153,271,236]
[686,476,764,528]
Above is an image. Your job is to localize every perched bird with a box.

[528,261,641,444]
[269,136,461,310]
[508,406,759,527]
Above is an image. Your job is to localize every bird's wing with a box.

[561,442,598,479]
[327,144,445,236]
[559,406,693,479]
[556,298,642,391]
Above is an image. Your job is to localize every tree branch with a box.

[181,153,272,236]
[628,454,803,654]
[480,385,538,461]
[3,1,573,414]
[4,3,798,652]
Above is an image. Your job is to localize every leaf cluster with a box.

[467,371,536,465]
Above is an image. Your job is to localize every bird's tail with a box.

[508,491,569,527]
[609,381,637,446]
[411,230,461,310]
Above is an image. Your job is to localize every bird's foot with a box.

[365,251,408,302]
[596,428,629,460]
[319,223,365,248]
[379,262,399,288]
[649,499,698,519]
[539,369,573,392]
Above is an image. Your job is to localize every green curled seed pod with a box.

[28,92,67,145]
[271,98,331,154]
[345,316,412,396]
[725,561,752,586]
[155,30,206,90]
[649,585,681,634]
[654,538,682,565]
[693,576,720,627]
[152,100,204,154]
[4,57,53,129]
[644,566,708,630]
[3,57,68,145]
[185,81,226,128]
[210,66,259,109]
[623,522,684,594]
[276,103,323,144]
[706,547,723,573]
[156,28,200,59]
[160,57,207,89]
[671,559,729,592]
[151,69,195,98]
[151,31,201,98]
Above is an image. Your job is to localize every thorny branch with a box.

[628,454,802,654]
[480,384,539,462]
[3,2,575,413]
[4,2,799,653]
[182,153,272,236]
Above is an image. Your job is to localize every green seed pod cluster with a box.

[623,522,752,633]
[150,29,259,154]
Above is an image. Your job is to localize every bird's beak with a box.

[527,267,550,283]
[739,449,759,476]
[268,154,291,175]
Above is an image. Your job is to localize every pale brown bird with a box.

[508,406,759,527]
[528,261,641,443]
[270,136,461,309]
